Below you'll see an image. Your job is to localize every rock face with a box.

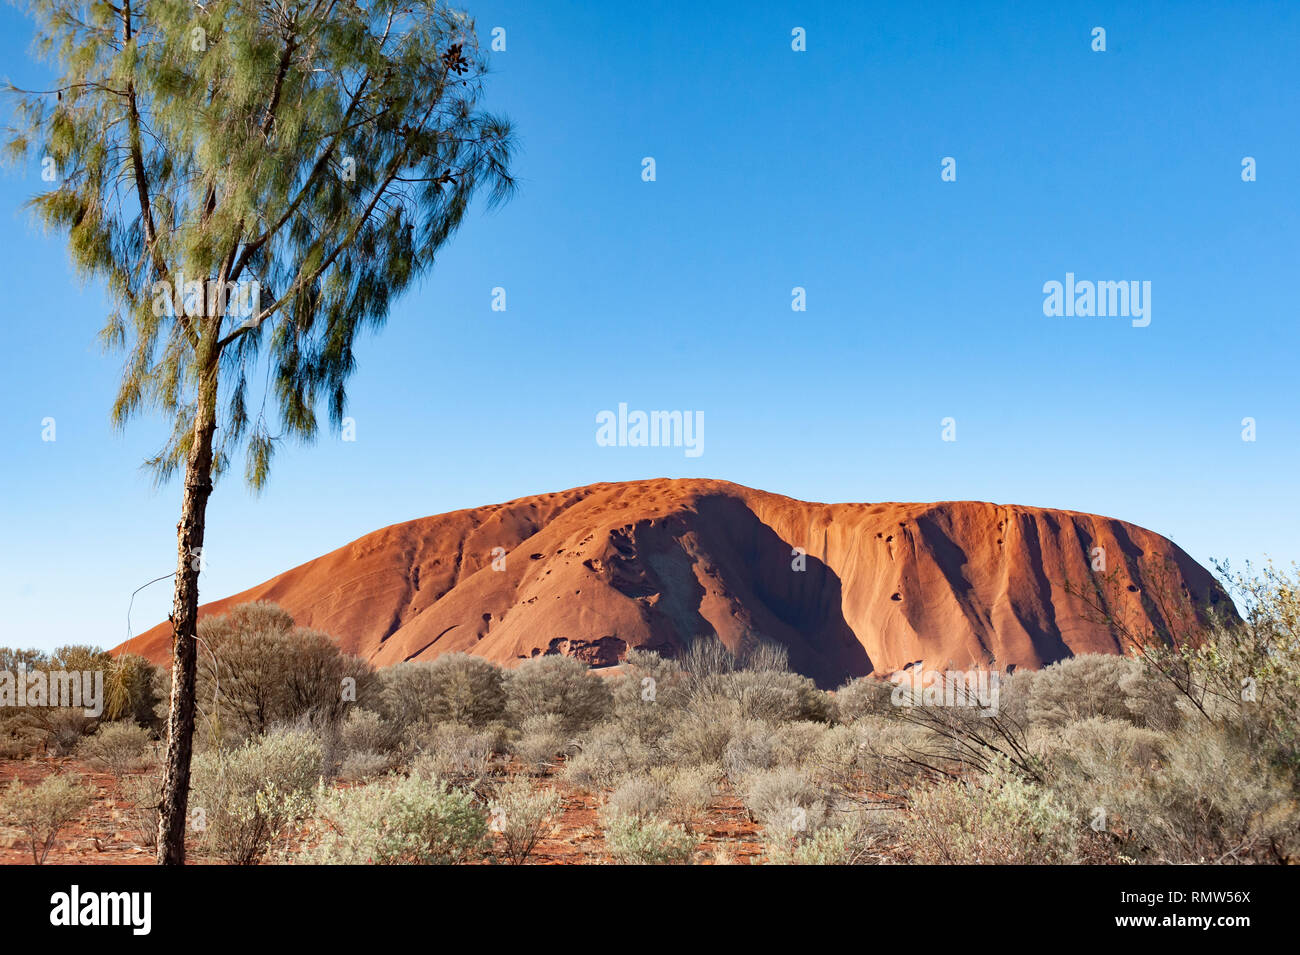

[114,479,1228,686]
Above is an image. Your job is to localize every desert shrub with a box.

[1035,716,1166,802]
[0,651,51,758]
[806,720,928,802]
[678,637,784,689]
[1132,563,1300,782]
[0,711,41,758]
[609,650,687,743]
[47,645,103,666]
[808,723,870,792]
[512,713,570,773]
[723,669,832,723]
[1029,717,1167,861]
[1118,667,1185,732]
[899,761,1079,864]
[121,772,162,848]
[332,709,402,780]
[1029,654,1179,731]
[77,720,155,776]
[339,750,400,782]
[0,647,48,670]
[6,654,107,752]
[602,813,699,865]
[196,602,292,736]
[0,773,94,863]
[603,776,668,822]
[420,654,507,725]
[649,765,715,823]
[504,656,613,731]
[409,723,496,786]
[995,668,1037,727]
[29,708,96,756]
[478,720,515,755]
[721,719,777,781]
[271,711,345,787]
[191,728,323,865]
[197,602,372,739]
[374,663,438,731]
[833,676,896,723]
[302,773,487,865]
[814,716,949,796]
[489,778,562,864]
[1105,723,1299,863]
[676,638,744,700]
[766,821,879,865]
[889,683,1040,780]
[0,647,154,755]
[562,724,657,791]
[0,729,31,759]
[743,767,828,842]
[48,644,113,675]
[338,708,401,755]
[771,720,830,767]
[613,649,687,708]
[375,654,506,731]
[1056,563,1300,864]
[675,639,830,720]
[285,635,373,727]
[662,702,744,765]
[103,653,162,726]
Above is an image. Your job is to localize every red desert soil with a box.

[0,757,157,865]
[0,755,775,865]
[115,478,1227,685]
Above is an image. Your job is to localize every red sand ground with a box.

[0,757,157,865]
[0,754,797,865]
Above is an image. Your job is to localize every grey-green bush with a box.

[742,766,829,842]
[505,655,612,731]
[898,761,1079,864]
[562,724,658,791]
[1028,654,1180,731]
[721,719,777,781]
[77,720,155,776]
[512,713,570,773]
[191,728,323,865]
[649,765,716,823]
[603,776,668,822]
[0,773,94,864]
[302,773,487,864]
[409,722,496,785]
[197,602,374,739]
[490,778,562,864]
[376,653,506,730]
[602,812,699,865]
[833,676,896,723]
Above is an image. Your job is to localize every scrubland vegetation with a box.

[2,563,1297,865]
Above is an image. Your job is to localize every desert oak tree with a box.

[6,0,514,862]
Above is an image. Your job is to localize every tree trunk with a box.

[156,365,219,864]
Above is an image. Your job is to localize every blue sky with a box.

[2,0,1297,651]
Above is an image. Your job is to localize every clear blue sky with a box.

[2,1,1297,652]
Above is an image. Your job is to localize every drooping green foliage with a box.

[7,0,514,487]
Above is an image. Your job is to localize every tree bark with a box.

[156,364,219,864]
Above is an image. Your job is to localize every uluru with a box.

[115,479,1227,686]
